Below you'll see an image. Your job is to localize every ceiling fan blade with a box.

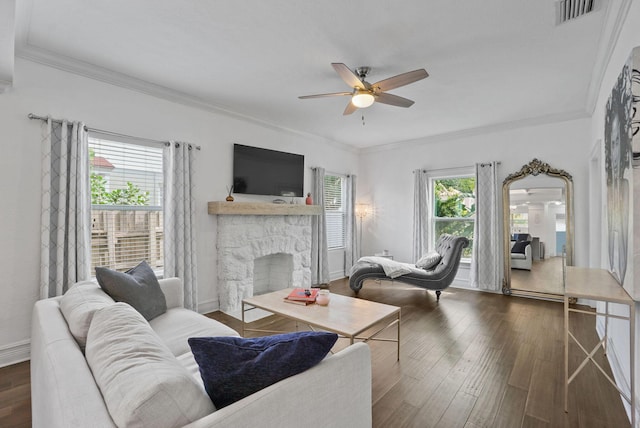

[375,92,415,108]
[298,92,352,99]
[332,63,365,90]
[343,101,358,115]
[373,69,428,92]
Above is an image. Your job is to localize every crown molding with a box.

[359,109,590,154]
[585,0,633,114]
[15,45,357,154]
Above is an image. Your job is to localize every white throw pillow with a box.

[415,251,442,270]
[85,303,215,428]
[59,280,114,350]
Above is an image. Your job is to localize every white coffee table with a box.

[242,288,401,360]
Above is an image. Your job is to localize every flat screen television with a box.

[233,144,304,197]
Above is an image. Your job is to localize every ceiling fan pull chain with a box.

[362,114,365,126]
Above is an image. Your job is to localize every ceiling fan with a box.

[299,63,429,115]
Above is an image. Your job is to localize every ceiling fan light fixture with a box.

[351,91,375,108]
[299,63,428,115]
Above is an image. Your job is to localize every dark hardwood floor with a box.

[326,279,630,428]
[1,278,630,427]
[0,358,30,428]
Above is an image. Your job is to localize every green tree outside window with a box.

[433,177,476,257]
[89,148,150,206]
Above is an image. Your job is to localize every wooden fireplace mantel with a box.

[207,201,322,216]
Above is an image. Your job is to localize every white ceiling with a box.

[510,187,565,206]
[13,0,623,149]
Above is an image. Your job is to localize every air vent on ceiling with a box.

[556,0,595,24]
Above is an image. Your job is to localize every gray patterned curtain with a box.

[163,141,198,310]
[412,169,429,261]
[40,118,91,298]
[311,167,330,285]
[470,161,501,291]
[344,174,358,273]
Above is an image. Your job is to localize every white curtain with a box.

[345,174,358,272]
[412,169,429,261]
[40,119,91,298]
[470,161,501,291]
[311,167,330,284]
[163,141,198,310]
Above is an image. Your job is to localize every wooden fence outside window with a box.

[90,207,163,273]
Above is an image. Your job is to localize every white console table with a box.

[564,266,635,426]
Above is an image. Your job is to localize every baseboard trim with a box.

[450,283,503,294]
[329,271,346,282]
[596,318,633,423]
[198,298,219,315]
[0,339,30,368]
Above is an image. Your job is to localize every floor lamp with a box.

[355,203,370,256]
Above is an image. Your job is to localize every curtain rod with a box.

[311,167,354,178]
[28,113,201,150]
[414,161,501,173]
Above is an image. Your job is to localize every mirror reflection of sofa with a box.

[510,233,532,270]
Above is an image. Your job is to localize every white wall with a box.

[0,0,14,92]
[358,118,592,275]
[0,58,358,366]
[589,1,640,422]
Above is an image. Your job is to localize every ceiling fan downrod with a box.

[355,67,370,81]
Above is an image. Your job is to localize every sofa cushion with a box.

[511,241,530,254]
[150,308,239,356]
[188,331,338,409]
[59,280,114,349]
[86,303,215,428]
[95,260,167,321]
[176,351,202,382]
[415,251,442,270]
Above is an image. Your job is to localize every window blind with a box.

[89,137,164,273]
[324,174,345,249]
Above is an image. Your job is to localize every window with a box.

[510,212,529,235]
[432,175,476,258]
[89,136,164,273]
[324,174,346,249]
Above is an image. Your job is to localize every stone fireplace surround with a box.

[209,202,321,318]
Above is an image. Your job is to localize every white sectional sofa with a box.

[31,277,372,428]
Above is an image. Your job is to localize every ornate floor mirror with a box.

[502,159,574,299]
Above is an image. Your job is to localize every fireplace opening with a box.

[253,253,294,295]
